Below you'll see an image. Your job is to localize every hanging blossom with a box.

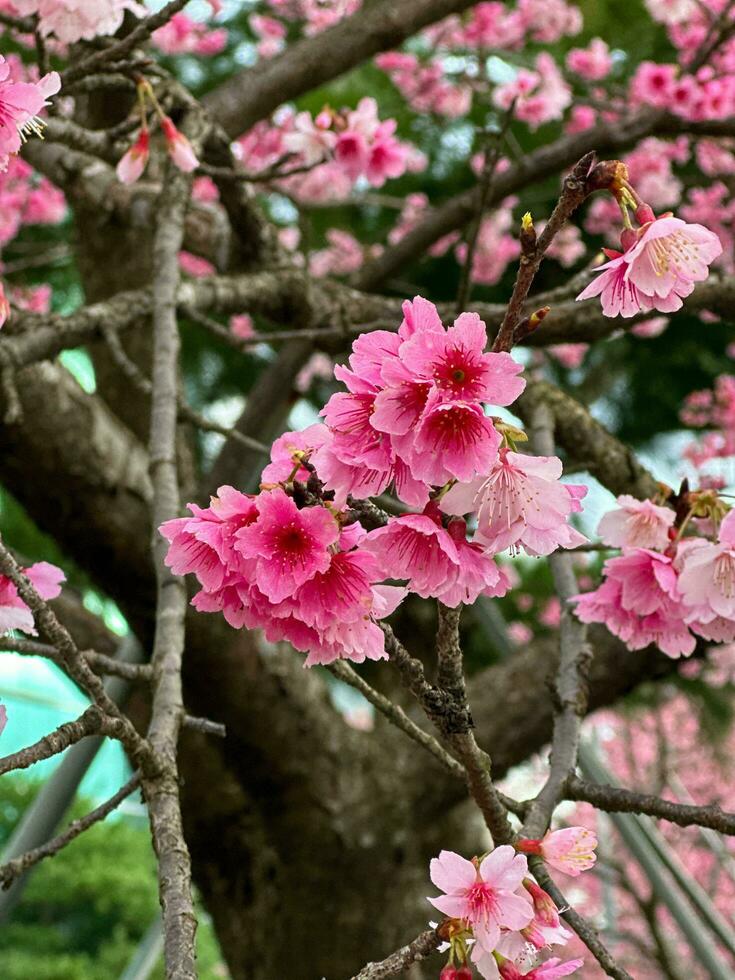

[116,81,199,184]
[0,55,60,170]
[516,827,598,877]
[577,205,722,318]
[162,298,586,666]
[10,0,145,43]
[0,561,65,634]
[428,843,591,980]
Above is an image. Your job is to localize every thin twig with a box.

[349,928,441,980]
[0,635,152,682]
[0,772,142,886]
[521,403,591,839]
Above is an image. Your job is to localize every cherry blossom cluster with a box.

[429,828,597,979]
[152,12,228,57]
[0,0,144,43]
[234,98,423,199]
[0,560,64,634]
[681,374,735,471]
[572,493,735,658]
[160,297,588,666]
[259,0,361,39]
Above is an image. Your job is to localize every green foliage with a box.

[0,778,227,979]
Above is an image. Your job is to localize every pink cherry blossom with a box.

[623,215,722,305]
[0,702,6,737]
[282,110,336,166]
[440,449,587,557]
[160,486,258,592]
[517,827,598,876]
[572,549,696,657]
[566,38,613,81]
[260,423,330,485]
[0,561,65,635]
[575,252,652,318]
[229,313,255,340]
[428,847,534,953]
[409,396,502,485]
[234,488,339,603]
[397,312,525,407]
[597,494,675,550]
[160,116,199,173]
[498,957,584,979]
[678,509,735,622]
[0,56,61,168]
[116,129,150,185]
[15,0,145,43]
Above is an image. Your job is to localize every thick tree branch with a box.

[144,151,198,977]
[203,0,482,137]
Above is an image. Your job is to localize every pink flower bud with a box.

[440,966,458,980]
[635,203,656,225]
[620,227,637,252]
[523,878,560,927]
[116,129,150,185]
[160,116,199,173]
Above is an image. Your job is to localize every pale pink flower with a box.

[0,561,65,635]
[631,315,668,338]
[116,129,149,185]
[518,827,598,876]
[0,56,60,166]
[623,215,722,305]
[597,494,675,550]
[234,488,339,603]
[160,116,199,173]
[428,847,534,953]
[440,449,587,557]
[0,703,6,737]
[678,509,735,622]
[547,344,588,369]
[19,0,145,43]
[282,110,336,166]
[572,549,696,657]
[566,38,612,81]
[576,252,653,318]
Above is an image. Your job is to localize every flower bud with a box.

[440,966,458,980]
[116,129,150,185]
[523,878,560,927]
[635,203,655,225]
[160,116,199,173]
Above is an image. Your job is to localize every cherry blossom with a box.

[0,281,9,328]
[116,129,150,185]
[0,55,60,169]
[597,494,675,550]
[0,561,65,635]
[160,116,199,173]
[234,488,339,603]
[429,847,534,953]
[517,828,598,877]
[12,0,145,43]
[678,509,735,623]
[572,550,696,657]
[440,449,587,558]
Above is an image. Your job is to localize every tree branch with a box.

[349,927,441,980]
